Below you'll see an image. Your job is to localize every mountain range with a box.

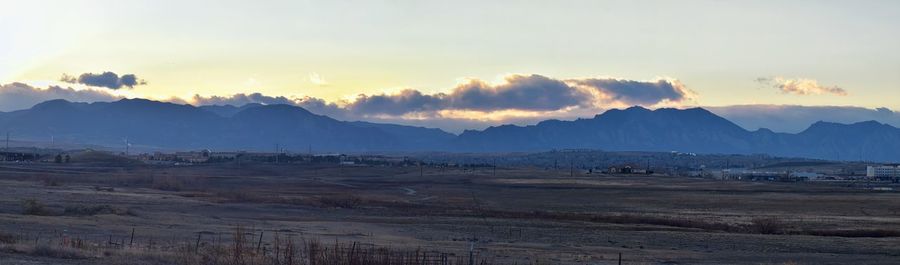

[0,99,897,162]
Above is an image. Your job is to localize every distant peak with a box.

[754,127,775,134]
[31,99,73,109]
[683,107,711,113]
[803,120,894,133]
[854,120,883,126]
[624,106,651,111]
[235,103,314,116]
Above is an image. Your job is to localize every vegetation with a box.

[0,226,485,265]
[21,198,50,216]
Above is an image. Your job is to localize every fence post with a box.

[195,232,202,253]
[256,231,264,253]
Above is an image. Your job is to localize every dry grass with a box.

[0,226,488,265]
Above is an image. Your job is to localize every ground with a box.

[0,162,898,264]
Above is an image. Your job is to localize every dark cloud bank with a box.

[0,82,123,111]
[341,74,691,115]
[61,71,146,89]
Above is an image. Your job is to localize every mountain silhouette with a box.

[1,99,898,161]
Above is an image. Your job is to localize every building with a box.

[210,151,242,160]
[175,150,211,163]
[721,168,796,181]
[790,172,824,181]
[866,165,900,178]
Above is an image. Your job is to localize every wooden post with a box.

[129,228,135,247]
[468,241,475,265]
[618,252,622,265]
[256,231,264,253]
[195,232,202,253]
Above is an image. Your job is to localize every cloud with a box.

[308,73,329,86]
[187,93,348,119]
[61,71,147,89]
[757,77,847,96]
[189,93,296,106]
[570,78,692,105]
[0,82,122,111]
[449,74,591,111]
[347,89,448,115]
[343,74,687,116]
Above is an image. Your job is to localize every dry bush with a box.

[41,177,63,187]
[597,214,739,232]
[63,204,125,216]
[749,217,787,234]
[0,232,17,244]
[216,190,277,204]
[26,244,88,259]
[152,175,185,191]
[802,229,900,238]
[317,195,363,209]
[456,209,742,233]
[21,199,51,216]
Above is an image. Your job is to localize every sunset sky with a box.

[2,0,899,132]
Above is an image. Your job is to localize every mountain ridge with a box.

[1,99,898,162]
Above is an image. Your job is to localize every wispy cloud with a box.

[757,77,847,96]
[308,72,329,86]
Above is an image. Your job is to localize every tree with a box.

[54,154,62,163]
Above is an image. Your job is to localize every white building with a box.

[866,165,900,178]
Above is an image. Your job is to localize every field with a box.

[0,159,899,264]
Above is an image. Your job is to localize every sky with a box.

[2,0,900,132]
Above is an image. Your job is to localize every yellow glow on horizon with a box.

[433,107,584,122]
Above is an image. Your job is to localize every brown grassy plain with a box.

[0,160,898,264]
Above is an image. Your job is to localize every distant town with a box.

[3,146,897,188]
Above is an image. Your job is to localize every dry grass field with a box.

[0,159,898,264]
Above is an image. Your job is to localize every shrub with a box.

[22,199,50,216]
[803,229,900,238]
[151,176,184,191]
[317,195,363,209]
[29,245,86,259]
[749,217,786,234]
[63,204,123,216]
[42,177,62,187]
[0,232,17,244]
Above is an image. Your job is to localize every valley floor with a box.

[0,162,898,264]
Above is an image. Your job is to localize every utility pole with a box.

[570,160,574,177]
[493,158,497,176]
